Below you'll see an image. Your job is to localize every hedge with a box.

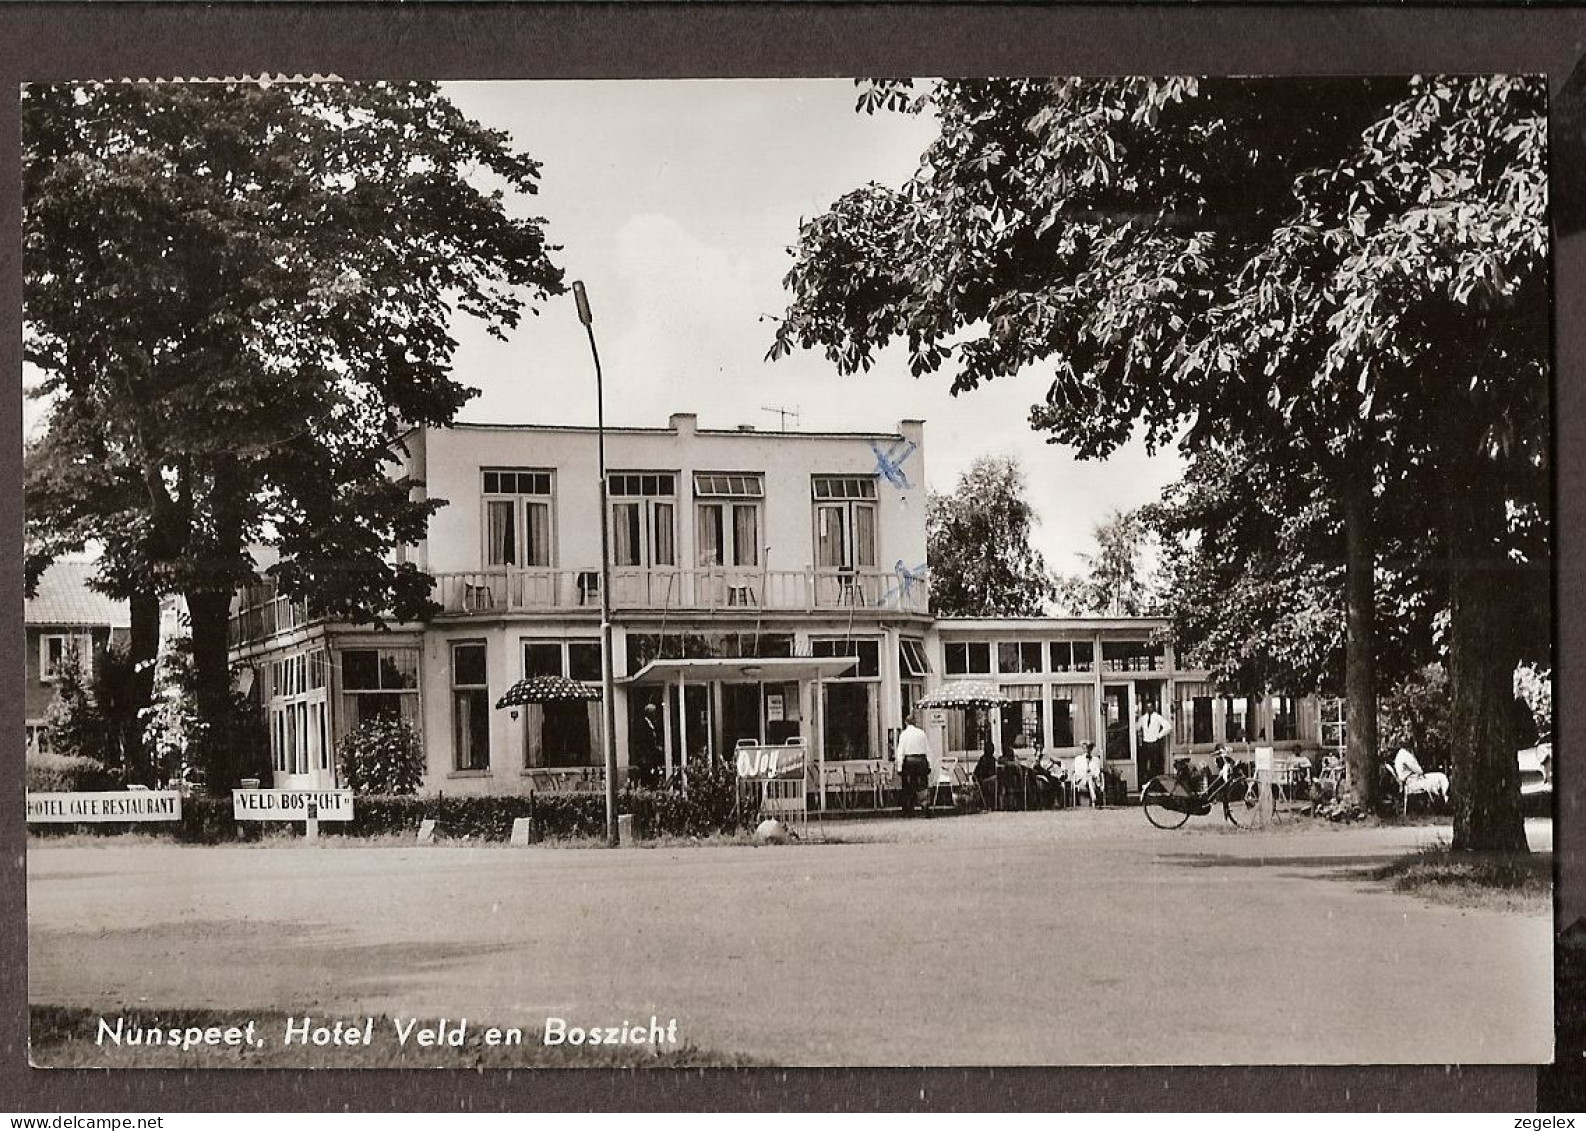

[28,776,749,845]
[26,753,117,793]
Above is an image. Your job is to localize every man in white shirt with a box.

[1071,742,1105,807]
[895,711,934,817]
[1393,746,1424,785]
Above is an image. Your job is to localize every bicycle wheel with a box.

[1141,775,1192,830]
[1221,775,1256,826]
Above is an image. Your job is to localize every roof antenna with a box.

[760,404,800,430]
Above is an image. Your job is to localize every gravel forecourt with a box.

[27,810,1554,1066]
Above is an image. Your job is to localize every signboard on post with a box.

[734,744,807,780]
[232,789,354,822]
[26,791,183,823]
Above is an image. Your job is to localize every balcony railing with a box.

[431,566,930,616]
[229,594,314,647]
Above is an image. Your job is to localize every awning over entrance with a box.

[620,656,861,685]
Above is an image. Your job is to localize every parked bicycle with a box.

[1141,754,1254,829]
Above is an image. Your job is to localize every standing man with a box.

[896,709,934,817]
[634,702,664,787]
[1138,699,1171,784]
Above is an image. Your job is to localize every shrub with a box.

[25,752,116,793]
[337,718,425,796]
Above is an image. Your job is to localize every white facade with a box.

[230,412,1324,797]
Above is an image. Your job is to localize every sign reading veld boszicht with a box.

[26,791,183,823]
[734,745,807,780]
[232,789,355,822]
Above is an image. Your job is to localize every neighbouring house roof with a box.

[24,561,130,629]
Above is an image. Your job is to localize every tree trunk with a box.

[126,590,161,784]
[1445,481,1529,854]
[186,587,237,790]
[1341,480,1379,811]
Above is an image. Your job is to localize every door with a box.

[1102,684,1133,772]
[667,683,713,770]
[1135,679,1168,784]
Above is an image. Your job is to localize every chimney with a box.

[669,413,698,438]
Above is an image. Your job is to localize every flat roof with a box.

[396,420,914,443]
[621,655,861,685]
[936,616,1171,633]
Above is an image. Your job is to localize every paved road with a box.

[28,812,1553,1066]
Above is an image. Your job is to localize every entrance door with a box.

[667,683,713,770]
[1102,684,1133,772]
[720,683,763,750]
[1135,679,1168,784]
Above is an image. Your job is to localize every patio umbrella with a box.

[915,681,1011,710]
[495,674,601,709]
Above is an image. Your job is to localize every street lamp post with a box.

[573,280,621,847]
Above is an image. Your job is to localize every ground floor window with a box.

[946,705,994,755]
[1270,695,1299,742]
[999,684,1044,753]
[823,681,876,761]
[452,641,490,771]
[25,721,50,757]
[340,646,419,734]
[1048,686,1095,750]
[1175,682,1215,746]
[520,638,602,768]
[267,647,332,777]
[1222,695,1257,745]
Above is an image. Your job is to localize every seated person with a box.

[1393,746,1424,785]
[1071,742,1105,806]
[998,738,1030,809]
[973,743,999,807]
[1032,748,1067,808]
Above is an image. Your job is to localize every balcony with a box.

[430,566,930,617]
[229,592,314,647]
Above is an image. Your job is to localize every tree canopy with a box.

[926,455,1055,616]
[1052,508,1164,618]
[773,76,1548,850]
[25,80,565,784]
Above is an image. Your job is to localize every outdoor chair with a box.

[821,763,849,811]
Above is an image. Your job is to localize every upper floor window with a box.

[810,637,881,679]
[39,633,92,683]
[944,641,993,676]
[997,641,1044,675]
[482,468,554,568]
[1101,639,1165,672]
[695,472,763,568]
[811,476,877,570]
[899,638,931,679]
[1049,640,1095,673]
[609,473,676,568]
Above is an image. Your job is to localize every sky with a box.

[437,80,1184,576]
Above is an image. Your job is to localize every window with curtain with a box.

[608,473,675,568]
[695,473,763,567]
[999,684,1044,752]
[612,502,641,566]
[452,642,490,771]
[1050,685,1095,748]
[519,639,602,768]
[732,504,758,566]
[482,468,555,568]
[811,477,878,570]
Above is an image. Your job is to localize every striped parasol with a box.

[495,674,601,709]
[915,681,1011,710]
